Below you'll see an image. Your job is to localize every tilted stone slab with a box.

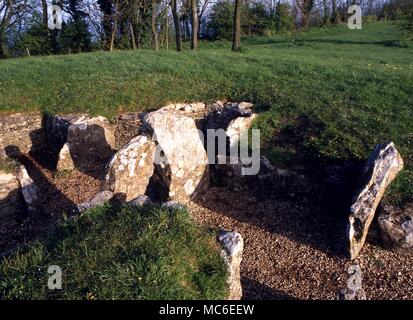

[56,115,116,172]
[348,142,404,259]
[142,108,209,202]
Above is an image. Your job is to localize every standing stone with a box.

[44,114,85,153]
[205,101,254,134]
[348,142,404,259]
[226,113,258,150]
[142,108,209,202]
[0,171,25,225]
[105,136,156,202]
[56,143,75,171]
[55,116,116,172]
[16,165,41,217]
[378,204,413,254]
[218,230,244,300]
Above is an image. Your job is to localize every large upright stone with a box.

[55,115,116,173]
[348,142,404,259]
[218,230,244,300]
[105,135,156,202]
[0,171,24,225]
[142,108,209,202]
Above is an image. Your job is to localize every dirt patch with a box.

[0,153,102,254]
[189,187,413,300]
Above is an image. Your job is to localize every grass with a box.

[0,21,412,205]
[0,204,228,299]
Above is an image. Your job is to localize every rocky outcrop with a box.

[56,116,116,173]
[378,204,413,254]
[218,230,244,300]
[16,165,41,217]
[115,113,142,149]
[142,108,209,202]
[0,112,47,161]
[0,171,25,225]
[105,136,156,202]
[77,191,114,212]
[226,113,258,150]
[348,142,404,259]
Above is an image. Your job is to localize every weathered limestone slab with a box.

[142,108,209,202]
[56,115,116,172]
[378,204,413,254]
[105,135,156,202]
[16,165,41,217]
[348,142,404,259]
[218,230,244,300]
[0,171,24,225]
[0,112,47,161]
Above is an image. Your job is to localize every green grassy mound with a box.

[0,204,228,299]
[0,22,411,205]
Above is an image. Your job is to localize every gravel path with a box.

[189,187,413,300]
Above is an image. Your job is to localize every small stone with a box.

[218,230,244,300]
[128,195,152,206]
[77,191,113,212]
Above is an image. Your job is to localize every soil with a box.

[2,151,413,300]
[189,187,413,300]
[0,152,102,254]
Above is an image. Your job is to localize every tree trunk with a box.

[41,0,49,33]
[323,0,329,25]
[165,13,169,51]
[170,0,181,51]
[110,17,117,52]
[130,22,137,50]
[151,0,159,51]
[190,0,198,50]
[232,0,241,51]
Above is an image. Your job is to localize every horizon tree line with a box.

[0,0,411,58]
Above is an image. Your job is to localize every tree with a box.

[232,0,241,51]
[170,0,181,50]
[190,0,198,49]
[295,0,315,30]
[151,0,159,50]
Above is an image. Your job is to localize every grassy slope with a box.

[0,22,412,204]
[0,204,227,299]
